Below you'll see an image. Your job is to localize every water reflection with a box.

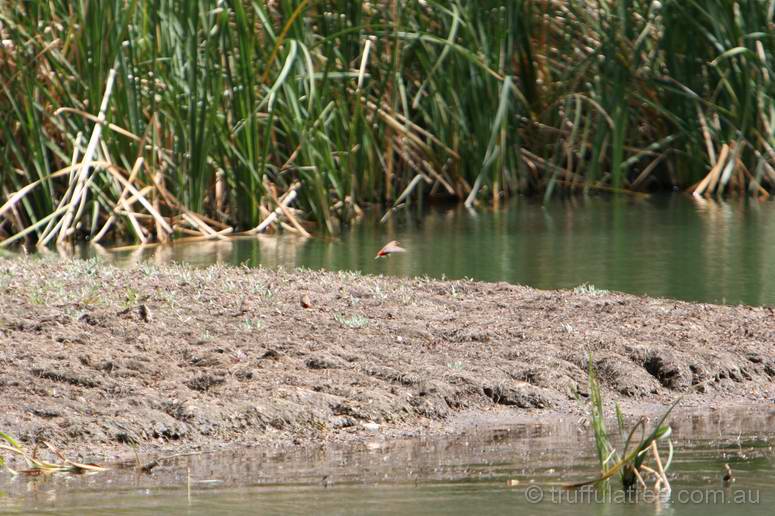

[79,194,775,306]
[1,408,774,515]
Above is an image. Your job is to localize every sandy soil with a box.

[1,256,773,462]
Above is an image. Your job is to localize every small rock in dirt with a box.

[364,365,418,386]
[118,304,152,322]
[153,421,187,440]
[329,416,356,429]
[483,383,552,409]
[305,354,345,370]
[78,313,100,326]
[234,368,254,381]
[31,368,100,388]
[29,406,62,418]
[115,431,140,445]
[185,374,226,392]
[95,360,116,373]
[300,294,312,308]
[363,422,380,432]
[259,349,283,361]
[689,363,710,386]
[190,354,223,368]
[125,359,151,373]
[746,353,763,364]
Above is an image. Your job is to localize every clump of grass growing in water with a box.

[569,357,677,495]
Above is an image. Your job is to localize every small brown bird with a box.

[375,240,406,259]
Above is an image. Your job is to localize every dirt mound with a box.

[1,256,773,460]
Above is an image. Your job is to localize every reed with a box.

[1,1,773,245]
[571,357,677,494]
[0,430,106,476]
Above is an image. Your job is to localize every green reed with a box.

[573,357,677,493]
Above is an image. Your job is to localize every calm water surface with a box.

[1,409,773,515]
[87,194,775,306]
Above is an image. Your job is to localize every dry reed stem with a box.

[269,182,310,237]
[102,165,172,235]
[0,205,70,247]
[56,68,118,243]
[693,143,730,197]
[92,158,145,244]
[54,107,142,142]
[696,104,716,165]
[0,167,75,221]
[651,440,670,492]
[38,133,84,246]
[251,186,301,233]
[149,171,226,237]
[631,465,648,489]
[181,212,218,238]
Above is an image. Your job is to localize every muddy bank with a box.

[1,256,774,462]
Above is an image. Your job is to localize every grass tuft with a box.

[334,313,369,329]
[570,356,678,494]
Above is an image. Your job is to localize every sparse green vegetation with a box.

[334,313,369,329]
[243,317,263,331]
[570,357,677,494]
[573,283,610,296]
[1,1,773,246]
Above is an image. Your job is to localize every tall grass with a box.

[571,358,677,494]
[1,1,774,245]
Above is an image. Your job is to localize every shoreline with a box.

[1,256,773,462]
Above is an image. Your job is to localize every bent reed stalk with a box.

[1,1,774,246]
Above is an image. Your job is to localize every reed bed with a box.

[1,1,774,245]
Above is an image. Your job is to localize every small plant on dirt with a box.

[138,263,158,277]
[573,283,610,296]
[80,284,103,306]
[123,287,139,308]
[334,313,369,329]
[243,318,262,331]
[371,284,387,301]
[251,283,273,299]
[447,361,465,371]
[0,431,106,476]
[568,356,677,495]
[29,288,45,305]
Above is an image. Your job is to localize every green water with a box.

[91,195,775,306]
[1,409,773,515]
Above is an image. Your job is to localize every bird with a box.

[375,240,406,259]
